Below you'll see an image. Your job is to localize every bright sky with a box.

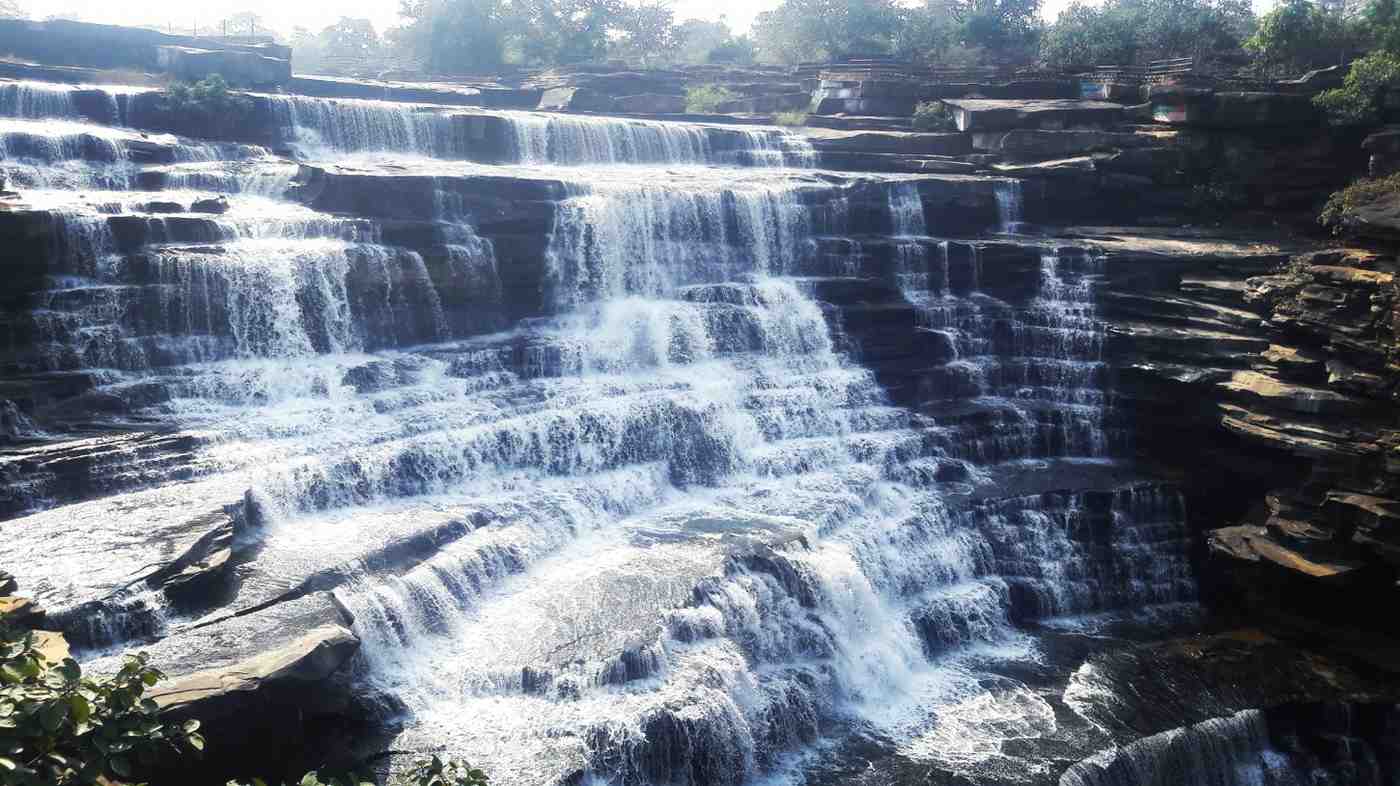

[27,0,1275,38]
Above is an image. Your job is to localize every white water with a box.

[0,77,1199,786]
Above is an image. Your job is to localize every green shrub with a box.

[164,74,251,115]
[157,74,255,137]
[773,111,808,126]
[684,84,740,113]
[1319,173,1400,231]
[1315,52,1400,125]
[229,756,489,786]
[912,101,957,131]
[0,627,203,785]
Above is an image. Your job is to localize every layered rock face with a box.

[0,56,1394,786]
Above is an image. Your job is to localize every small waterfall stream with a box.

[0,76,1206,786]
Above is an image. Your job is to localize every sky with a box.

[28,0,1274,39]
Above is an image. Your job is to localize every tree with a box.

[216,11,277,39]
[952,0,1042,55]
[610,1,680,66]
[1246,0,1350,75]
[1315,50,1400,122]
[751,0,902,64]
[396,0,512,72]
[321,18,382,64]
[1040,0,1255,68]
[891,0,962,63]
[1041,1,1140,68]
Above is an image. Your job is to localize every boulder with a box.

[191,196,231,214]
[34,631,70,663]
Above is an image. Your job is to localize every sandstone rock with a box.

[0,596,44,627]
[34,630,70,663]
[140,595,361,781]
[1220,370,1373,416]
[1258,344,1328,383]
[944,98,1125,132]
[613,93,686,114]
[713,92,809,114]
[1218,402,1378,459]
[974,128,1165,158]
[801,128,972,156]
[1210,525,1368,579]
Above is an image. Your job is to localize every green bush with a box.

[229,756,489,786]
[1315,52,1400,124]
[0,627,203,785]
[684,84,740,113]
[157,74,255,137]
[773,111,808,126]
[164,74,251,115]
[1319,173,1400,231]
[912,101,957,131]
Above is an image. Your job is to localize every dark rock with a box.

[191,196,231,214]
[613,93,686,114]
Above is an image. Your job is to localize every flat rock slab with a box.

[799,127,972,155]
[942,99,1125,132]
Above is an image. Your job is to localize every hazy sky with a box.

[30,0,1274,37]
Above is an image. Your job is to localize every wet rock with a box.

[141,594,360,781]
[190,195,230,214]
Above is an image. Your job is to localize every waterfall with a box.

[545,180,811,307]
[0,80,78,118]
[267,94,467,157]
[507,111,815,167]
[0,75,1206,786]
[995,179,1024,233]
[1062,711,1292,786]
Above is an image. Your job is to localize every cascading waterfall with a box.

[0,75,1206,786]
[508,111,816,167]
[995,179,1024,234]
[266,94,467,157]
[0,80,78,118]
[1060,711,1315,786]
[545,179,812,308]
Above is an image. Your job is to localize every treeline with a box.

[224,0,1395,81]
